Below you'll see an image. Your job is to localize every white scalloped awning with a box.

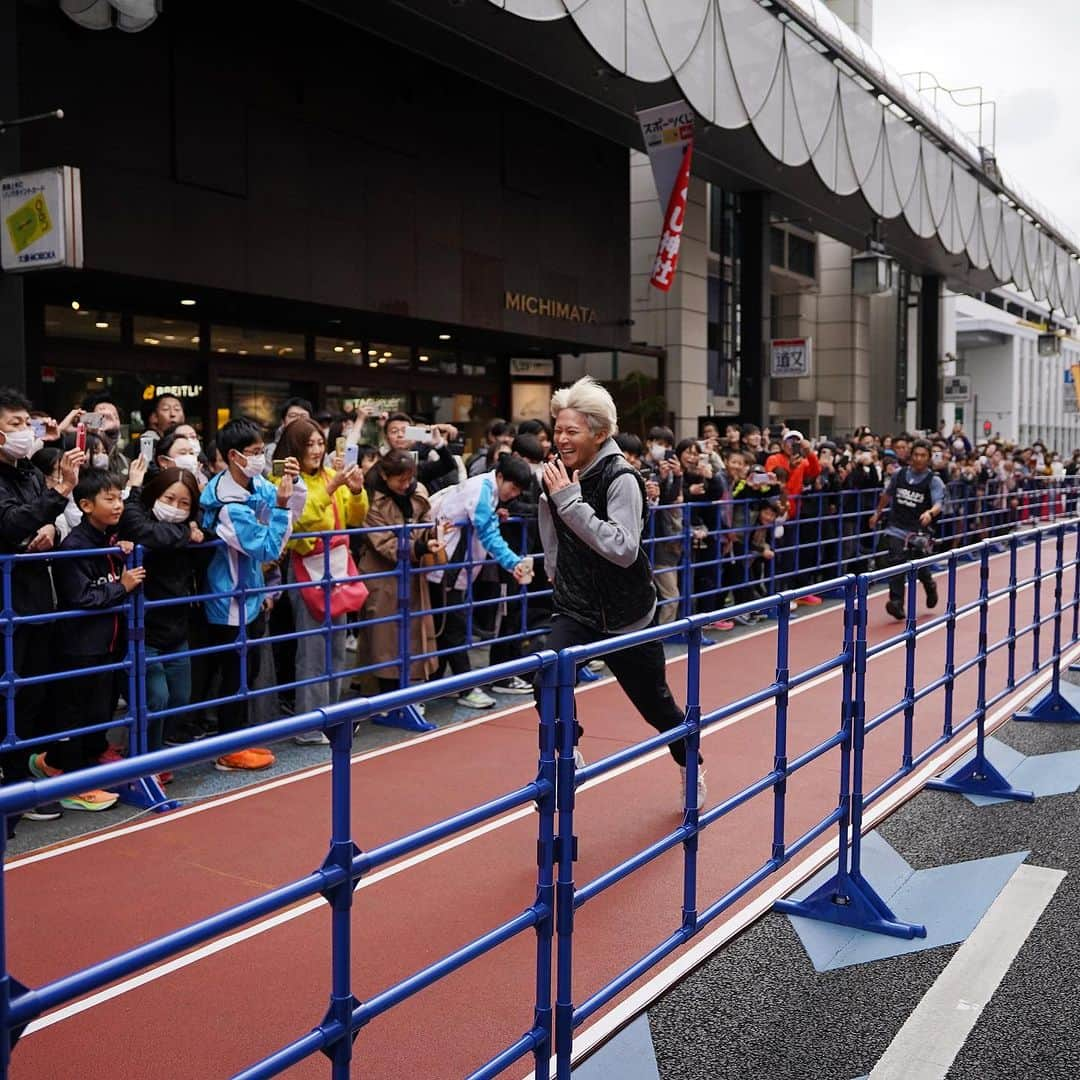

[487,0,1080,318]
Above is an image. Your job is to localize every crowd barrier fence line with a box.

[0,517,1078,1078]
[4,478,1080,805]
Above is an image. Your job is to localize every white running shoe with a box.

[679,766,707,810]
[458,688,496,710]
[294,731,330,746]
[573,748,586,769]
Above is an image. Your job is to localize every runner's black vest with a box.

[891,467,933,532]
[548,454,656,632]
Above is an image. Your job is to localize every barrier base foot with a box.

[774,871,927,940]
[577,665,602,684]
[372,706,436,733]
[926,754,1035,802]
[1013,687,1080,724]
[115,775,179,813]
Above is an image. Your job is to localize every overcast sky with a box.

[873,0,1080,243]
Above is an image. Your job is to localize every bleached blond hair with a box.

[550,376,618,436]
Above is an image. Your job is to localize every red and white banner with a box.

[650,141,692,292]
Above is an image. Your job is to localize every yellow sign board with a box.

[5,192,52,255]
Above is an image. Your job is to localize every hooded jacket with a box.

[53,519,130,658]
[199,470,292,627]
[427,472,522,589]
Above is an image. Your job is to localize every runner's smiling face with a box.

[553,409,605,472]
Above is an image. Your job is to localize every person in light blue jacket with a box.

[426,456,532,708]
[199,418,298,771]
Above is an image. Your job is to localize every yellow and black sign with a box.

[5,192,51,255]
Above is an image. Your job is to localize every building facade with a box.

[3,0,665,448]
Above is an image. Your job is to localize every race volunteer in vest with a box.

[868,438,946,620]
[537,376,705,810]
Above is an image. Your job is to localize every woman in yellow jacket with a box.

[275,417,368,742]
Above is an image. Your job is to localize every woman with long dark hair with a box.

[120,465,209,752]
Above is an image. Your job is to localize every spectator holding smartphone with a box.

[29,468,146,811]
[120,463,209,753]
[273,417,368,743]
[0,389,85,824]
[643,426,684,625]
[199,419,296,771]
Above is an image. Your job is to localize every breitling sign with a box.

[505,291,598,324]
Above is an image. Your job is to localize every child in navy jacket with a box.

[28,469,145,811]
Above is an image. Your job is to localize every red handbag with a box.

[290,499,369,620]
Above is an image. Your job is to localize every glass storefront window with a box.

[417,347,458,375]
[44,304,121,341]
[368,343,411,371]
[414,390,499,455]
[38,370,206,443]
[461,352,498,377]
[133,315,200,350]
[217,376,294,431]
[314,336,366,363]
[511,383,552,423]
[210,325,305,359]
[324,386,408,444]
[559,352,663,435]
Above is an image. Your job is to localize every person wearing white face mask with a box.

[0,388,86,824]
[198,419,298,772]
[154,429,202,486]
[120,465,210,755]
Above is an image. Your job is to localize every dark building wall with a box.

[15,0,629,347]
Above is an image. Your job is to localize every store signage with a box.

[942,375,971,403]
[143,384,204,400]
[504,292,598,324]
[638,100,695,294]
[770,338,812,379]
[510,358,555,377]
[637,100,695,217]
[1,167,83,271]
[1066,365,1080,414]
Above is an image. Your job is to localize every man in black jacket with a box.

[537,377,705,810]
[28,469,145,811]
[0,388,84,817]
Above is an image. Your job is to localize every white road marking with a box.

[868,863,1065,1080]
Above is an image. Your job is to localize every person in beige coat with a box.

[357,450,444,693]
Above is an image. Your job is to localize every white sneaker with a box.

[492,675,533,695]
[294,730,330,746]
[586,660,605,674]
[458,688,496,710]
[573,748,586,769]
[679,766,707,810]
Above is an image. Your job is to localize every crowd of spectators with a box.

[0,382,1075,825]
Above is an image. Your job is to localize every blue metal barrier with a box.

[1,515,1079,1078]
[3,478,1080,810]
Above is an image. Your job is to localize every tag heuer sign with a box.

[770,338,812,379]
[1,167,83,272]
[942,375,971,402]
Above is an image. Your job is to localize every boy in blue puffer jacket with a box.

[200,418,298,771]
